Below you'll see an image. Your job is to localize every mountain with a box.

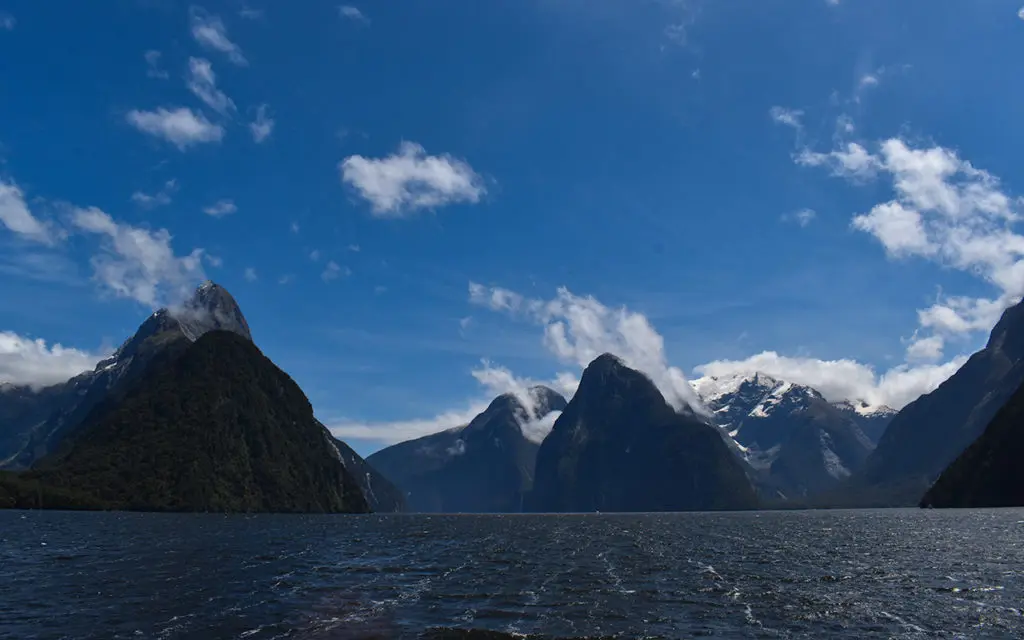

[331,435,406,513]
[921,376,1024,508]
[831,401,897,444]
[368,387,567,512]
[0,281,253,469]
[0,330,369,513]
[529,354,758,512]
[690,373,887,499]
[849,298,1024,506]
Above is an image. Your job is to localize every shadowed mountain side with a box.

[0,331,369,513]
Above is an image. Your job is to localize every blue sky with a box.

[2,0,1024,456]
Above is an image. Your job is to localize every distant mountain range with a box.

[3,281,1024,513]
[690,373,894,500]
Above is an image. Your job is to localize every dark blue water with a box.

[1,509,1022,639]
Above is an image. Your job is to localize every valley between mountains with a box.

[1,281,1021,513]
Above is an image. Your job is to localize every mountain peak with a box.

[985,296,1024,358]
[172,281,252,342]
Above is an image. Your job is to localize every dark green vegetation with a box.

[844,298,1024,507]
[529,354,759,512]
[922,376,1024,508]
[369,388,566,512]
[0,283,253,470]
[1,331,368,513]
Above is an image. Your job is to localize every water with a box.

[1,509,1022,639]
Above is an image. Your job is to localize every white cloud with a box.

[836,114,856,136]
[693,351,967,410]
[186,57,235,115]
[249,104,274,143]
[203,199,237,218]
[126,107,224,150]
[330,400,489,444]
[340,141,486,217]
[798,136,1024,359]
[278,274,294,285]
[782,208,816,227]
[859,74,880,88]
[0,331,105,389]
[321,260,350,282]
[852,201,934,257]
[905,334,945,363]
[244,266,258,282]
[328,360,570,445]
[309,249,321,262]
[144,50,168,79]
[189,6,247,66]
[468,283,705,413]
[130,179,177,209]
[290,221,300,234]
[796,142,880,180]
[70,207,206,309]
[348,244,360,252]
[769,106,804,130]
[0,180,53,244]
[1019,7,1024,20]
[339,5,369,23]
[0,12,14,30]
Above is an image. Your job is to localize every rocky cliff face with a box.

[529,354,758,512]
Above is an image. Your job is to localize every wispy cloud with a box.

[203,199,237,218]
[321,260,350,282]
[130,179,178,209]
[186,57,235,115]
[126,107,224,150]
[144,50,168,79]
[340,141,486,217]
[0,12,14,31]
[70,207,207,309]
[0,331,105,389]
[781,208,816,227]
[338,5,369,24]
[244,266,258,281]
[189,6,247,66]
[0,180,54,245]
[249,104,274,143]
[769,106,804,131]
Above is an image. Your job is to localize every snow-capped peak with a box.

[689,371,779,405]
[832,399,897,418]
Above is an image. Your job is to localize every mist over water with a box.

[2,509,1022,639]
